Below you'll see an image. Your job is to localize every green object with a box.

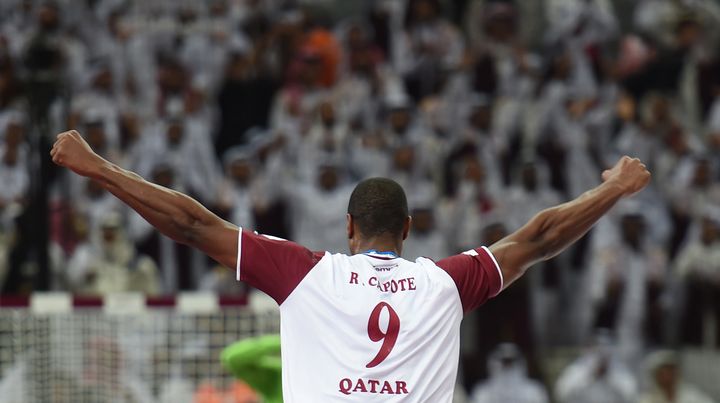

[221,334,283,403]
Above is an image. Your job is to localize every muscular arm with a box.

[490,156,650,289]
[51,130,238,269]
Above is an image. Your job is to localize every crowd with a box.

[0,0,719,400]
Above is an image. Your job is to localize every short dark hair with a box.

[348,178,409,238]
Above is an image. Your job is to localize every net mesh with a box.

[0,305,279,403]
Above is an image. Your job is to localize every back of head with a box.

[348,178,408,238]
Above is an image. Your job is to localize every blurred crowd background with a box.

[0,0,720,401]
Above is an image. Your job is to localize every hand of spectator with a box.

[601,156,651,197]
[50,130,106,178]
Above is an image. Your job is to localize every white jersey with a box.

[236,229,503,402]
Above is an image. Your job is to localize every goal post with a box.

[0,293,279,403]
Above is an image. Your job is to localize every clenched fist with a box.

[51,130,106,178]
[601,156,651,197]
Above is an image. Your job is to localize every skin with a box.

[51,129,650,292]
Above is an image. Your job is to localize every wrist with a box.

[89,158,114,182]
[601,178,628,198]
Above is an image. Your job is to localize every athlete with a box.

[221,334,283,403]
[51,130,650,402]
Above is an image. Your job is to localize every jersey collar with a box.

[362,249,399,259]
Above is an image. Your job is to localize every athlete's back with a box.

[52,131,651,402]
[237,229,502,402]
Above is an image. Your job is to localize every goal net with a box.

[0,293,279,403]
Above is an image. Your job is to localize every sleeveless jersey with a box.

[236,229,503,402]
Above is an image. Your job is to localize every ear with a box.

[346,213,354,239]
[402,216,412,241]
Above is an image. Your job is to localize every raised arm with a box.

[51,130,238,269]
[490,156,650,289]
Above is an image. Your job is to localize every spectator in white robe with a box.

[215,131,284,251]
[449,157,507,252]
[470,343,549,403]
[638,351,716,403]
[71,179,122,234]
[381,92,426,148]
[292,162,353,254]
[548,88,602,197]
[333,22,388,126]
[0,133,28,209]
[452,94,505,189]
[465,3,541,145]
[270,46,328,136]
[674,207,720,347]
[402,186,447,261]
[675,207,720,280]
[392,0,464,101]
[545,0,618,98]
[242,128,289,220]
[98,14,156,118]
[297,100,349,182]
[634,0,683,47]
[69,60,121,151]
[546,0,619,45]
[504,161,562,231]
[67,212,160,295]
[635,0,720,48]
[0,115,27,161]
[666,156,720,222]
[555,331,638,403]
[177,4,238,97]
[83,9,136,101]
[135,114,220,204]
[612,92,663,169]
[533,49,572,140]
[217,146,258,230]
[348,123,391,179]
[0,0,35,60]
[588,202,667,365]
[381,92,439,175]
[387,144,430,197]
[654,136,700,241]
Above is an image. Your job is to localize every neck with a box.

[352,236,402,257]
